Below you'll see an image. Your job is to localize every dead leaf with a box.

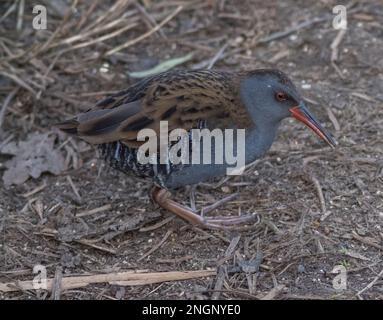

[1,132,66,188]
[128,53,194,78]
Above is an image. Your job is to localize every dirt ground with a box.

[0,0,382,300]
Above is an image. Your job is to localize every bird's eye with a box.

[275,92,287,102]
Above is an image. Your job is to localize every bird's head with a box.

[240,69,336,148]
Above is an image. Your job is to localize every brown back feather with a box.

[57,70,253,148]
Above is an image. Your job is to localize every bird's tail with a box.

[55,118,80,135]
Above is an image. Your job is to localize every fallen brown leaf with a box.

[1,132,66,187]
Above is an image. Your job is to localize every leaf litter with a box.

[1,132,66,187]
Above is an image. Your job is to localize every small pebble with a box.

[99,62,109,73]
[221,186,231,193]
[298,264,306,273]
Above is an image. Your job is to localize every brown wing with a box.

[56,70,251,148]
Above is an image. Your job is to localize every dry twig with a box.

[357,269,383,297]
[138,230,173,262]
[0,270,216,292]
[0,87,18,130]
[106,6,183,56]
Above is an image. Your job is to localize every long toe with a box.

[202,213,260,230]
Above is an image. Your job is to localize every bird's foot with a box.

[199,214,260,230]
[151,186,259,230]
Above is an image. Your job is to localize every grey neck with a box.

[245,123,278,162]
[161,124,279,189]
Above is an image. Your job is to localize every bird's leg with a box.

[151,186,259,230]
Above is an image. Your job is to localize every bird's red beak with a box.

[290,104,336,148]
